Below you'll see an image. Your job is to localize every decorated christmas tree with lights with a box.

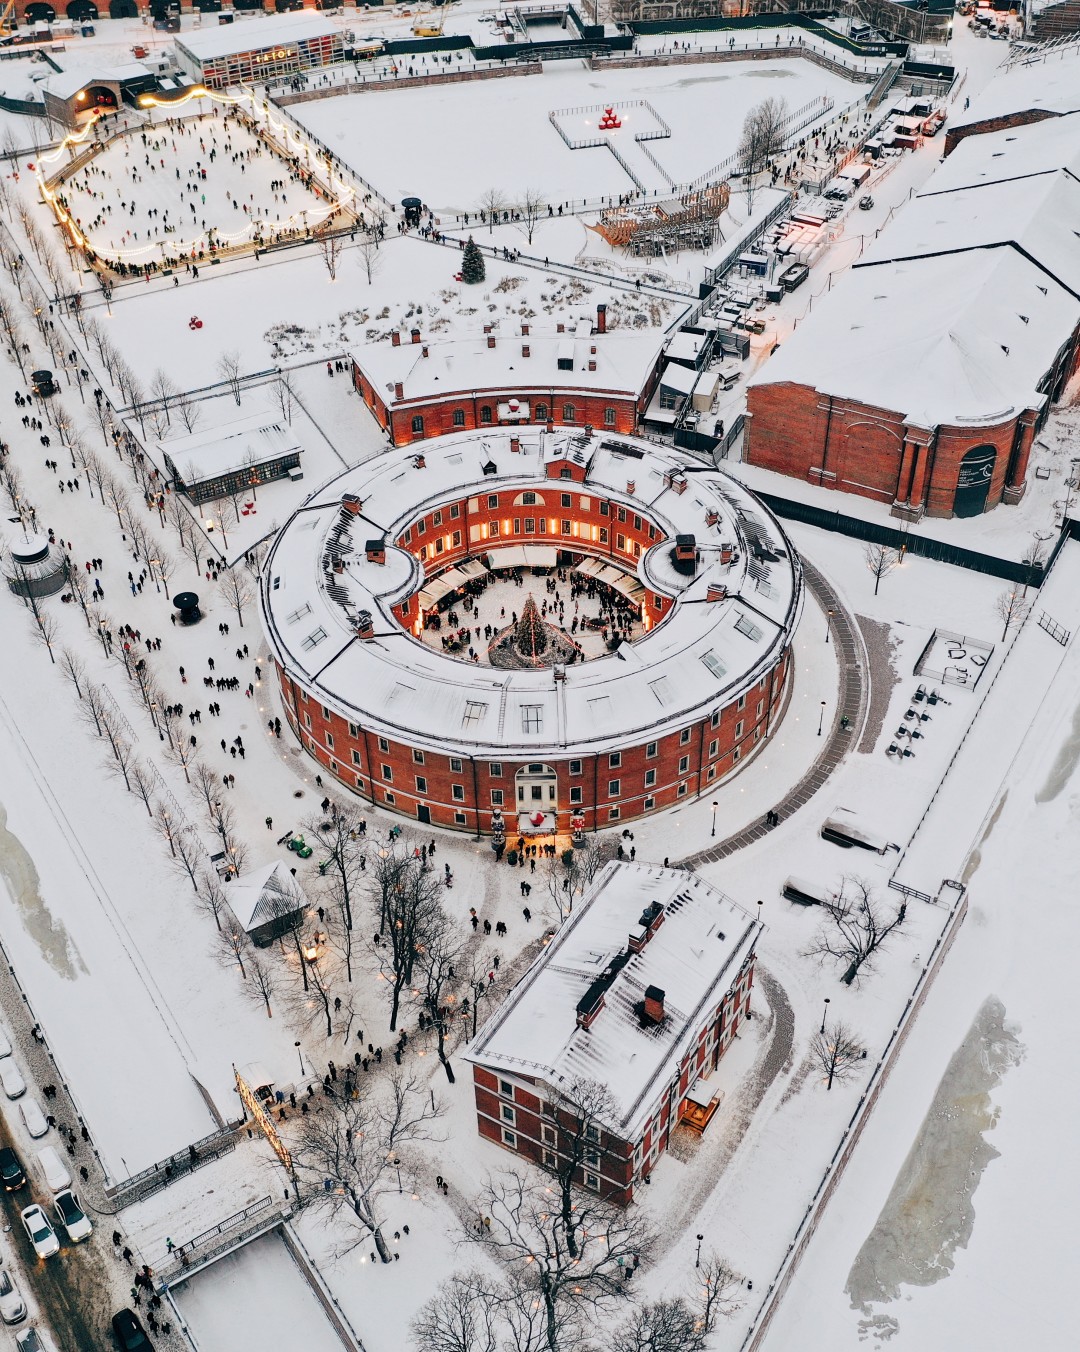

[514,595,549,662]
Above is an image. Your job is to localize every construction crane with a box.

[412,3,447,38]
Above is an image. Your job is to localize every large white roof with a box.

[355,326,668,407]
[161,409,302,487]
[175,13,339,64]
[949,52,1080,133]
[464,860,760,1143]
[925,111,1080,194]
[260,428,802,759]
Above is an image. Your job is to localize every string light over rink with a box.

[35,83,358,269]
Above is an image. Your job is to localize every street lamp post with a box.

[825,606,834,643]
[820,996,831,1035]
[710,800,718,838]
[695,1233,704,1268]
[294,1041,304,1077]
[818,701,827,736]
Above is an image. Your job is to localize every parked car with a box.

[0,1023,12,1058]
[858,194,874,211]
[0,1268,27,1324]
[20,1205,59,1260]
[20,1099,48,1139]
[111,1308,154,1351]
[0,1061,26,1100]
[16,1329,45,1352]
[53,1191,92,1243]
[0,1147,26,1191]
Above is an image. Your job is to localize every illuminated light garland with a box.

[35,83,358,269]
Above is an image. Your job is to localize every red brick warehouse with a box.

[260,427,803,838]
[351,306,666,448]
[746,114,1080,520]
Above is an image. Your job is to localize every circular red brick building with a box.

[261,427,803,836]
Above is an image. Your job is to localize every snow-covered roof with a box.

[750,114,1080,427]
[464,861,761,1143]
[260,428,802,759]
[43,67,140,100]
[925,112,1080,194]
[354,327,667,407]
[949,52,1080,133]
[657,361,699,395]
[161,410,302,487]
[750,248,1078,428]
[175,13,339,63]
[227,860,307,933]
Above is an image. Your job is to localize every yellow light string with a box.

[35,83,357,267]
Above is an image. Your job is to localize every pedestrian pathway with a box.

[679,558,867,868]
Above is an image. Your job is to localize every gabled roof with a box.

[227,860,307,932]
[464,862,760,1142]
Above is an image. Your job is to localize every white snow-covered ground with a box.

[290,58,864,214]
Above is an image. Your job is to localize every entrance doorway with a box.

[953,444,996,518]
[515,764,558,831]
[416,804,431,825]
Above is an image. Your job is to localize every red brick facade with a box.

[470,951,755,1204]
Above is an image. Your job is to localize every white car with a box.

[0,1268,26,1324]
[15,1329,46,1352]
[0,1062,26,1100]
[20,1205,59,1260]
[0,1024,11,1059]
[19,1099,48,1139]
[53,1191,92,1244]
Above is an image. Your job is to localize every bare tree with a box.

[246,950,277,1018]
[194,867,229,927]
[128,762,157,818]
[357,234,381,286]
[302,803,366,932]
[191,761,224,819]
[217,350,243,407]
[174,388,201,434]
[101,718,135,791]
[273,370,297,425]
[318,229,345,281]
[477,187,507,234]
[369,847,445,1031]
[149,369,178,426]
[292,1073,444,1263]
[58,648,87,700]
[217,570,254,628]
[542,1077,621,1260]
[736,96,789,215]
[613,1254,743,1352]
[30,611,59,665]
[995,584,1030,643]
[472,1170,651,1352]
[864,542,899,596]
[804,876,906,986]
[173,828,205,893]
[153,801,178,858]
[412,1274,499,1352]
[219,927,248,981]
[811,1019,865,1090]
[416,912,462,1083]
[517,188,547,246]
[259,868,312,991]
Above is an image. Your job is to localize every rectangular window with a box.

[561,493,572,508]
[489,520,500,537]
[348,723,359,739]
[381,764,393,782]
[561,519,571,535]
[416,519,426,536]
[489,763,502,778]
[303,713,311,730]
[735,721,744,739]
[570,786,583,805]
[562,404,576,421]
[452,785,465,802]
[617,533,626,553]
[644,768,656,788]
[502,1129,517,1148]
[609,752,621,769]
[604,407,616,426]
[415,776,428,794]
[608,806,620,820]
[454,811,467,825]
[378,737,390,754]
[413,749,425,765]
[737,694,747,711]
[535,403,548,421]
[384,791,396,805]
[541,1124,556,1145]
[491,789,504,806]
[432,510,442,527]
[351,750,361,766]
[524,517,535,534]
[644,795,655,811]
[677,782,688,798]
[584,1172,600,1191]
[600,501,609,516]
[522,491,538,506]
[543,1149,557,1168]
[708,739,718,758]
[680,728,692,745]
[501,1104,515,1124]
[569,760,582,776]
[522,705,544,733]
[301,627,327,652]
[325,732,334,750]
[499,1079,514,1098]
[356,774,364,789]
[633,514,642,531]
[733,748,741,763]
[452,531,462,548]
[488,494,499,509]
[450,757,463,773]
[678,755,690,775]
[608,779,621,798]
[599,528,608,544]
[450,504,460,519]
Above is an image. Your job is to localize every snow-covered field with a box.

[291,59,862,213]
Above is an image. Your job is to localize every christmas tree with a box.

[514,595,548,662]
[462,235,485,285]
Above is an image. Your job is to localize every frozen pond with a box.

[291,59,862,214]
[173,1231,344,1350]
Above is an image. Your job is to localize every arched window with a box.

[562,404,576,422]
[535,403,549,421]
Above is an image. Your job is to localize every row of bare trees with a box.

[475,188,549,245]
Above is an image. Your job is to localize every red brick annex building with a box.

[465,861,762,1204]
[351,307,666,448]
[746,112,1080,519]
[260,427,802,837]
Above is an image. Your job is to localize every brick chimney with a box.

[643,985,665,1025]
[393,381,404,400]
[522,344,530,358]
[596,303,607,334]
[391,330,401,347]
[341,493,363,515]
[487,335,496,349]
[521,323,530,336]
[510,435,521,452]
[356,610,374,640]
[587,359,597,372]
[557,322,565,334]
[365,538,386,564]
[626,480,635,495]
[706,583,728,603]
[421,345,428,358]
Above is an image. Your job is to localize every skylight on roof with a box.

[462,701,487,728]
[700,650,726,680]
[287,603,312,624]
[648,677,673,706]
[734,614,763,642]
[301,627,328,651]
